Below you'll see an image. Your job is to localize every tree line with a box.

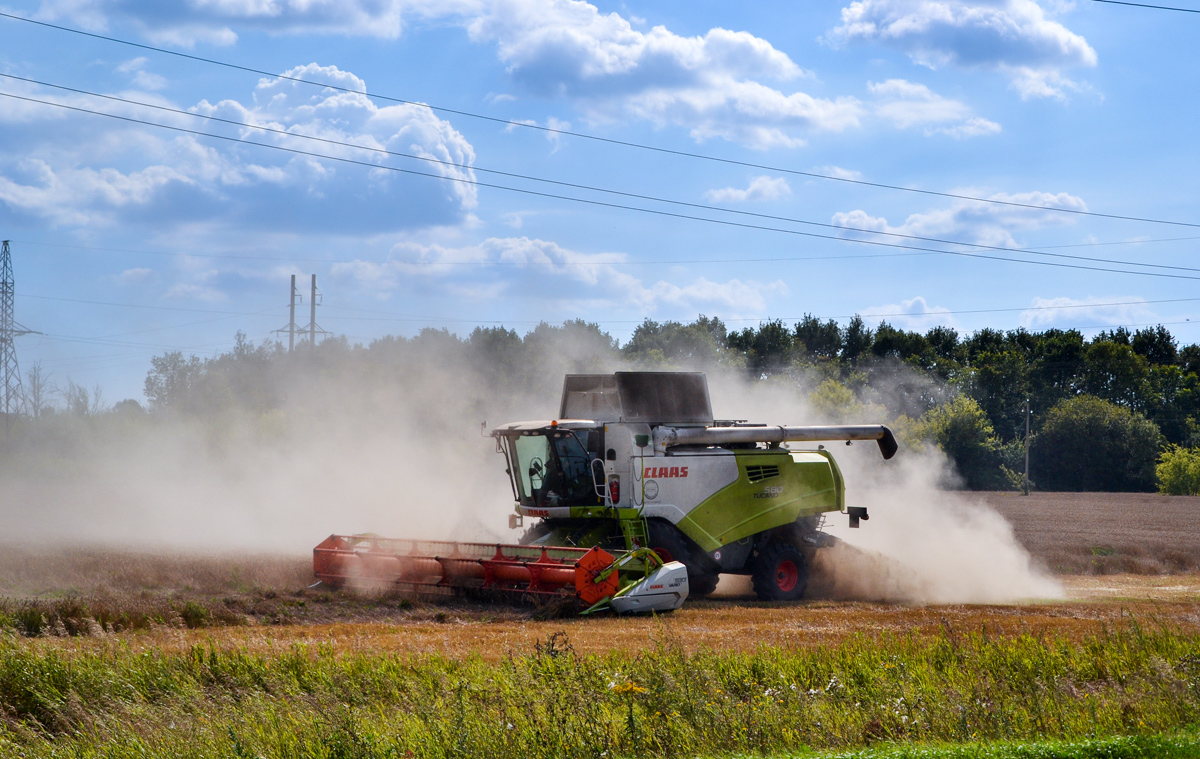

[12,315,1200,493]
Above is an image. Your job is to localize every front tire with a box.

[688,574,720,596]
[647,520,719,596]
[751,543,808,601]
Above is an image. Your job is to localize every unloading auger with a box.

[313,372,896,614]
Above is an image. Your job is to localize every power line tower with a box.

[273,274,328,351]
[274,274,303,352]
[1,240,35,425]
[299,274,328,347]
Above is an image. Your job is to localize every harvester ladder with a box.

[619,517,650,551]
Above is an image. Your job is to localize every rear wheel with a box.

[751,543,808,601]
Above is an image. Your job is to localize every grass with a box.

[0,622,1197,758]
[816,733,1200,758]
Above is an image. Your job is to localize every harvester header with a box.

[315,371,896,613]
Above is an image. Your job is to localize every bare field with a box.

[2,492,1198,653]
[977,491,1200,574]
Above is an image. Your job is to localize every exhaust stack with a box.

[654,424,898,460]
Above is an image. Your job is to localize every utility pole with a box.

[273,275,302,352]
[1,241,36,427]
[309,274,317,346]
[290,274,298,352]
[300,274,326,347]
[1022,398,1031,495]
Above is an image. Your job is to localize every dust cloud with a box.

[0,343,539,554]
[0,335,1061,604]
[708,372,1064,604]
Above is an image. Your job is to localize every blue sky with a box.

[0,0,1198,401]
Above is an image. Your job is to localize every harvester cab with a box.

[314,372,895,614]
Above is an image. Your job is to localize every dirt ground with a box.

[19,590,1200,661]
[3,491,1197,657]
[977,491,1200,574]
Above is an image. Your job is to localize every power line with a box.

[5,90,1200,284]
[10,237,937,266]
[6,74,1200,276]
[0,9,1197,230]
[320,296,1200,324]
[19,286,1199,330]
[17,292,274,316]
[1090,0,1200,12]
[11,230,1200,270]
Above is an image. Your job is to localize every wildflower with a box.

[611,681,647,695]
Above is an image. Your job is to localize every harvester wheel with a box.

[751,543,808,601]
[689,574,719,596]
[647,520,717,595]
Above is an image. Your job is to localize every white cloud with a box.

[868,79,1000,137]
[704,175,791,203]
[36,0,962,148]
[829,0,1097,99]
[832,189,1088,248]
[0,63,477,232]
[33,0,482,46]
[0,159,193,227]
[544,116,571,152]
[813,165,863,181]
[464,0,863,148]
[331,236,787,315]
[116,267,155,285]
[505,116,573,151]
[927,116,1002,139]
[1019,296,1155,329]
[501,210,536,228]
[862,295,954,330]
[115,57,168,90]
[164,269,227,302]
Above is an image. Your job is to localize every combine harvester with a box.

[314,372,896,614]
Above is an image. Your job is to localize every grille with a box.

[745,465,780,483]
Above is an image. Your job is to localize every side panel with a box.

[676,451,840,552]
[634,450,739,524]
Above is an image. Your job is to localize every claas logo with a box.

[644,466,689,478]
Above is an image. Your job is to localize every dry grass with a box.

[1,491,1198,648]
[15,593,1199,661]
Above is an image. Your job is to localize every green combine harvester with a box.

[314,372,896,614]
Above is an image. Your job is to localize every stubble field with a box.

[1,492,1198,758]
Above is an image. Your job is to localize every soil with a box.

[2,492,1198,656]
[976,491,1200,574]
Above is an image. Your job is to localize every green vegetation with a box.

[1030,396,1163,492]
[818,733,1200,758]
[1156,445,1200,496]
[9,317,1200,492]
[905,396,1015,490]
[0,624,1197,758]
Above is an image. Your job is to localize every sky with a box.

[0,0,1198,402]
